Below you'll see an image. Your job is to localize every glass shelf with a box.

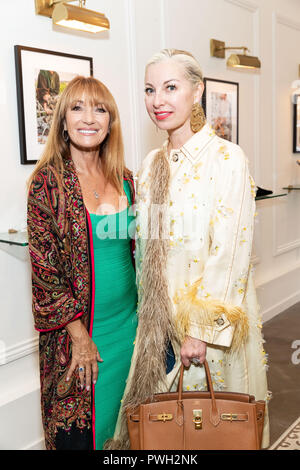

[0,192,288,247]
[0,189,288,249]
[0,231,28,246]
[282,185,300,191]
[255,192,288,201]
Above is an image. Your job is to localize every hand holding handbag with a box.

[126,360,265,450]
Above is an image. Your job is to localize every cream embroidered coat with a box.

[133,123,270,448]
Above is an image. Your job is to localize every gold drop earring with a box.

[190,102,206,133]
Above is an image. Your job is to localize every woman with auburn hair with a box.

[27,76,137,450]
[106,49,270,450]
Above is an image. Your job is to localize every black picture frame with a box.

[14,45,93,164]
[293,94,300,153]
[202,77,239,144]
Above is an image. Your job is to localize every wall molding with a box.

[274,237,300,257]
[124,0,141,173]
[272,12,300,257]
[261,288,300,324]
[225,0,262,258]
[271,11,278,257]
[160,0,167,48]
[0,385,42,449]
[257,260,300,323]
[224,0,259,13]
[22,437,45,451]
[225,0,260,184]
[275,13,300,31]
[0,337,38,366]
[252,8,260,185]
[255,258,300,289]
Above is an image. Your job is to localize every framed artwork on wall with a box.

[202,78,239,144]
[14,45,93,164]
[293,94,300,153]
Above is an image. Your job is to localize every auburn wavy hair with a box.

[28,75,126,194]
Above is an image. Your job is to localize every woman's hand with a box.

[180,336,207,367]
[66,320,103,390]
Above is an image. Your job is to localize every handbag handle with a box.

[177,360,220,426]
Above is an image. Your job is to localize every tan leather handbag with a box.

[126,360,265,450]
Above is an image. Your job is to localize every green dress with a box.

[89,180,137,450]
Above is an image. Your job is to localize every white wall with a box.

[1,0,300,450]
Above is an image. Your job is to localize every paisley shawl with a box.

[27,157,135,450]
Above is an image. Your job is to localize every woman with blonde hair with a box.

[107,49,270,449]
[27,76,137,450]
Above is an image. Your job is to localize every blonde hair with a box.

[145,48,203,88]
[28,75,125,194]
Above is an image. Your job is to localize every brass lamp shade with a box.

[227,53,261,69]
[52,3,110,33]
[210,39,261,70]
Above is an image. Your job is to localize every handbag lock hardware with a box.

[193,410,203,429]
[157,413,173,422]
[221,413,238,421]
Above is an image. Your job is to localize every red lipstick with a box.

[155,112,173,121]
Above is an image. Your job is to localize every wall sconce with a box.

[210,39,261,69]
[35,0,110,34]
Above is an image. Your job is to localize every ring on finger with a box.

[79,365,85,373]
[191,357,201,365]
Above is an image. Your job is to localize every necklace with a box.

[73,161,106,200]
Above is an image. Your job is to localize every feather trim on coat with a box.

[174,279,249,352]
[104,148,180,449]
